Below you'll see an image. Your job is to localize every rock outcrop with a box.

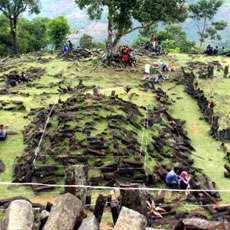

[43,193,84,230]
[1,200,34,230]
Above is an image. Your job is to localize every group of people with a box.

[144,35,162,55]
[0,124,7,141]
[8,71,29,87]
[205,45,227,55]
[63,40,73,52]
[166,167,191,194]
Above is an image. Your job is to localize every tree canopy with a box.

[189,0,227,48]
[0,0,41,54]
[0,14,50,56]
[75,0,188,59]
[48,15,71,50]
[132,24,196,53]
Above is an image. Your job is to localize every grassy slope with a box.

[1,52,230,206]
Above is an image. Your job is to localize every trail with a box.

[162,82,230,202]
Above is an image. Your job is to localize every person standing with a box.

[68,40,73,50]
[63,44,68,52]
[152,35,156,50]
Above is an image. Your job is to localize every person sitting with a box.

[145,41,151,50]
[156,41,162,55]
[206,45,213,55]
[221,47,227,55]
[180,171,191,196]
[13,71,20,81]
[180,171,191,190]
[0,124,7,141]
[166,167,181,189]
[20,72,29,82]
[214,46,219,55]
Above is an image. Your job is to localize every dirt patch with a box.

[169,62,180,68]
[33,196,57,204]
[191,123,202,135]
[100,223,113,230]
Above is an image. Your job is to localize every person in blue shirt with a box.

[221,47,226,55]
[63,44,68,52]
[166,167,181,189]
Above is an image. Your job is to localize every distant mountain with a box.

[31,0,230,46]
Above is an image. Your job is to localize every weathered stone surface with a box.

[120,185,149,216]
[114,207,147,230]
[78,216,99,230]
[1,200,34,230]
[43,193,84,230]
[182,219,230,230]
[65,165,88,204]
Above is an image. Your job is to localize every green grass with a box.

[1,52,230,208]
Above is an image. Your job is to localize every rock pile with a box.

[12,85,221,208]
[0,100,26,111]
[0,192,230,230]
[58,49,103,61]
[181,67,230,142]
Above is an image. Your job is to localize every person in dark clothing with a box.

[68,40,73,50]
[156,41,162,55]
[214,46,219,55]
[206,45,213,55]
[0,124,7,141]
[20,72,29,82]
[13,71,20,81]
[166,167,181,189]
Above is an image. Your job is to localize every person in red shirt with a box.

[123,53,130,68]
[152,35,156,50]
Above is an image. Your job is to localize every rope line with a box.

[0,182,230,193]
[33,102,57,165]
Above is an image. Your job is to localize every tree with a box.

[132,24,195,52]
[75,0,187,60]
[158,25,196,52]
[47,16,70,50]
[189,0,227,49]
[0,14,12,56]
[0,14,50,56]
[80,34,93,48]
[0,0,40,55]
[18,17,50,53]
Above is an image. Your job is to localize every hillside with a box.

[30,0,230,45]
[1,50,230,229]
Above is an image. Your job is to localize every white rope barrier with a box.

[33,102,57,165]
[1,181,230,193]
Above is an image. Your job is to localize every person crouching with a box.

[166,167,181,189]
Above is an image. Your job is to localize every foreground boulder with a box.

[78,216,99,230]
[1,200,34,230]
[114,207,147,230]
[65,165,88,204]
[43,193,84,230]
[175,218,230,230]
